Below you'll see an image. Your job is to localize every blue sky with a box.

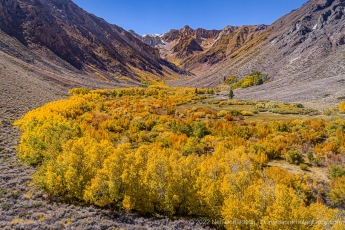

[72,0,308,35]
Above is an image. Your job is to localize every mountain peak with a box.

[180,25,194,35]
[128,30,165,46]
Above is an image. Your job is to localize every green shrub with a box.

[267,102,279,109]
[255,103,265,109]
[328,164,345,180]
[1,203,13,211]
[306,152,315,163]
[0,188,7,199]
[323,109,336,116]
[7,191,21,199]
[68,88,90,95]
[229,110,242,116]
[19,212,28,218]
[171,121,192,137]
[286,149,303,165]
[192,122,209,139]
[299,163,308,171]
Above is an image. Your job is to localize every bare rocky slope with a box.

[169,0,345,103]
[0,0,188,82]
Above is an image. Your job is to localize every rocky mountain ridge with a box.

[131,24,267,73]
[169,0,345,103]
[0,0,188,83]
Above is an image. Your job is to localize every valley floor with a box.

[0,46,343,229]
[169,74,345,105]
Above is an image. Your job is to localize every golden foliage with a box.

[15,85,345,228]
[339,102,345,114]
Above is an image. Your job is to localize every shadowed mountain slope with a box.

[0,0,188,83]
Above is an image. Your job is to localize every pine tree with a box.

[229,89,234,99]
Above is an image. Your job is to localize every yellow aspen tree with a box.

[84,143,131,206]
[143,145,170,213]
[327,176,345,207]
[122,145,151,212]
[262,185,304,230]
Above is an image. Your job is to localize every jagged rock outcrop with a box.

[128,30,165,46]
[161,29,180,42]
[134,24,266,73]
[173,38,203,59]
[183,25,267,71]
